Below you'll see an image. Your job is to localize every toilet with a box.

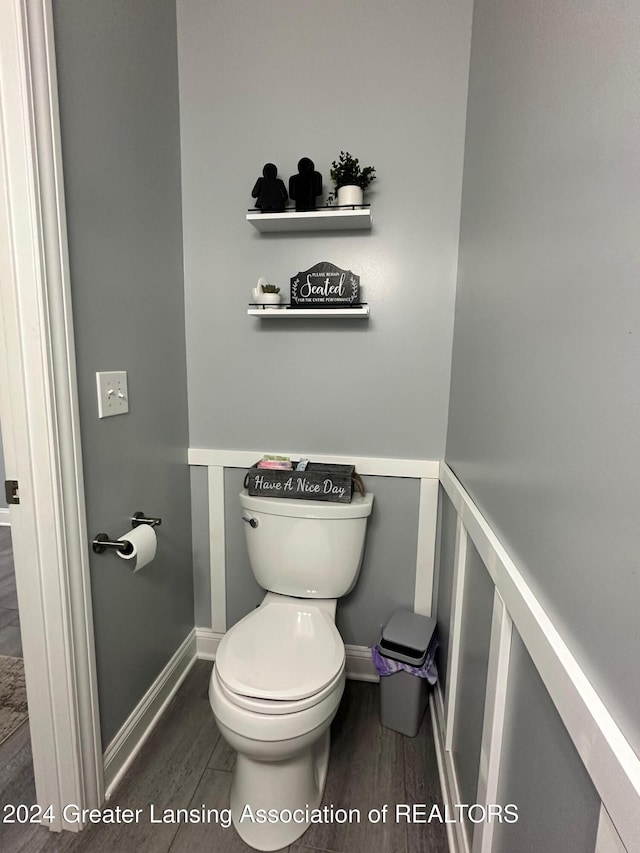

[209,488,374,851]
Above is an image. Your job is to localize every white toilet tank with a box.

[239,490,374,598]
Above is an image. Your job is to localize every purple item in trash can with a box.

[371,638,439,685]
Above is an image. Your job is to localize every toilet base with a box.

[229,727,330,851]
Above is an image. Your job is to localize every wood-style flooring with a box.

[0,659,448,853]
[0,526,22,657]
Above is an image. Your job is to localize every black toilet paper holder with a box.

[92,510,162,554]
[130,511,162,528]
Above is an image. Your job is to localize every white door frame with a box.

[0,0,103,831]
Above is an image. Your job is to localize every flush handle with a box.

[242,516,259,529]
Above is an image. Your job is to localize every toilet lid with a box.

[216,600,345,702]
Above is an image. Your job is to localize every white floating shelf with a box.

[248,305,370,318]
[246,207,372,233]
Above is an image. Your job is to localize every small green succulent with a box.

[261,283,280,294]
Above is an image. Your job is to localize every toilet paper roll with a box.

[117,524,157,572]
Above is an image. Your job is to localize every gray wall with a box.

[179,0,473,641]
[493,633,600,853]
[53,0,193,746]
[177,0,473,460]
[446,0,640,752]
[446,0,640,760]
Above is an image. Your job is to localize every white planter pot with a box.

[337,185,364,206]
[258,292,282,309]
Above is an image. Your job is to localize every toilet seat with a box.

[210,664,346,743]
[216,598,345,702]
[215,660,345,715]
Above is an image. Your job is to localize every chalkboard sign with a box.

[245,462,356,503]
[290,261,360,308]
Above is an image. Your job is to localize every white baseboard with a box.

[430,683,470,853]
[0,507,10,525]
[103,630,197,797]
[195,627,224,659]
[345,644,378,682]
[595,804,628,853]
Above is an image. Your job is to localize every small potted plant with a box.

[254,281,282,308]
[327,151,376,206]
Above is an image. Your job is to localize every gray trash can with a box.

[377,609,437,737]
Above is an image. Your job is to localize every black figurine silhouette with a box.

[252,163,288,213]
[288,157,323,212]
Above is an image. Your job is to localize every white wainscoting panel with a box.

[414,477,439,616]
[190,448,441,633]
[188,448,440,479]
[208,465,226,633]
[472,590,513,853]
[444,515,468,751]
[438,463,640,853]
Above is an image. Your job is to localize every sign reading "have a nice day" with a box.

[245,461,356,504]
[290,261,360,308]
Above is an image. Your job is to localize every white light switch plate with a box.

[96,371,129,418]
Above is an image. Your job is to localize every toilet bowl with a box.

[209,594,346,850]
[209,489,374,850]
